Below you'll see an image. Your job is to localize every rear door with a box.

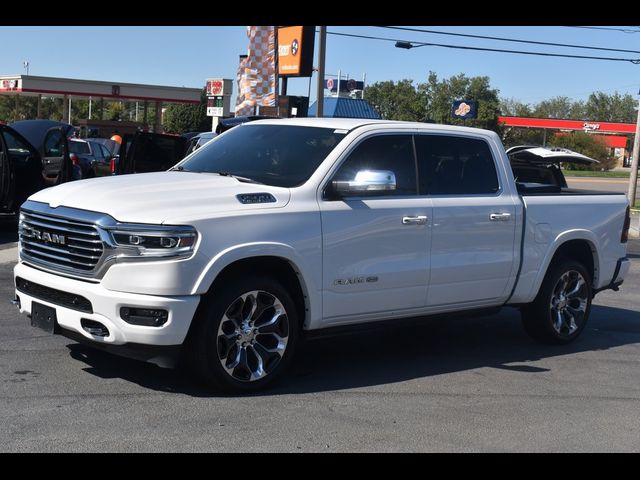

[125,132,188,174]
[416,134,518,307]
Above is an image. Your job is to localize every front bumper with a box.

[14,262,201,353]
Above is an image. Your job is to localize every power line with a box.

[326,31,640,64]
[377,26,640,55]
[564,26,640,34]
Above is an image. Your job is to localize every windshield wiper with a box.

[213,172,264,184]
[170,165,187,171]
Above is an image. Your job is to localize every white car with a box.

[14,118,630,392]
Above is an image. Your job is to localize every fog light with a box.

[120,307,168,327]
[81,319,109,337]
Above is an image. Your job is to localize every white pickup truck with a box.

[14,118,631,392]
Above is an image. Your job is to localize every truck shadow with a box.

[65,303,640,397]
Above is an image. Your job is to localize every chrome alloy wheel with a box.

[549,270,588,337]
[216,290,289,382]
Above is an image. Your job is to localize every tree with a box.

[499,98,548,147]
[584,91,636,123]
[363,80,426,121]
[500,98,533,117]
[163,88,210,134]
[550,132,616,171]
[533,96,584,119]
[418,71,501,131]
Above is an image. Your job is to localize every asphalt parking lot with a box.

[1,222,639,452]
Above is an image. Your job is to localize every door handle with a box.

[402,215,428,225]
[490,213,511,221]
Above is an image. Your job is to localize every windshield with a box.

[69,141,91,154]
[178,124,347,187]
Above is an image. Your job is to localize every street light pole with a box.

[316,26,326,117]
[627,91,640,207]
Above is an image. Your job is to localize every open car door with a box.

[0,124,43,214]
[0,126,14,213]
[42,126,72,186]
[119,132,188,175]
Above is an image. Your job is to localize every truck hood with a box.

[27,171,291,224]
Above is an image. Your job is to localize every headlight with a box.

[108,226,197,259]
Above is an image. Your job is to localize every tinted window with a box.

[69,141,91,155]
[44,130,65,157]
[133,134,184,173]
[180,124,346,188]
[415,135,499,195]
[100,144,112,157]
[2,129,32,155]
[332,135,416,196]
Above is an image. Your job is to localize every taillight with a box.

[110,158,116,174]
[622,205,631,243]
[69,153,79,166]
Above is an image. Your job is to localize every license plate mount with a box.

[31,301,57,334]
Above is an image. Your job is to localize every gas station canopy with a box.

[0,75,201,104]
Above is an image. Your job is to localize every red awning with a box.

[498,116,635,134]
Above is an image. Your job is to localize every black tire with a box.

[187,275,299,393]
[521,259,592,345]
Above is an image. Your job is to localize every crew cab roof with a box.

[242,117,499,136]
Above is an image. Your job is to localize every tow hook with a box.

[11,296,20,308]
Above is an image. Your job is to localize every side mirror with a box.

[332,169,397,196]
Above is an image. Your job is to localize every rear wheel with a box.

[521,259,592,344]
[189,276,299,393]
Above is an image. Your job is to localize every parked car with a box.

[14,119,630,393]
[215,115,278,134]
[0,120,78,214]
[183,131,217,157]
[68,138,117,178]
[115,131,187,175]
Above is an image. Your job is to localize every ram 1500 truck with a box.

[14,119,631,393]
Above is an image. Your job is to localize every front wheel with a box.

[521,260,592,344]
[189,276,299,393]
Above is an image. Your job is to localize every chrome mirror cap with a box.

[333,170,397,195]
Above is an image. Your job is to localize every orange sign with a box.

[277,26,314,77]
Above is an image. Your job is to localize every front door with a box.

[320,134,432,323]
[415,134,518,307]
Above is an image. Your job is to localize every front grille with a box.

[19,210,104,273]
[15,277,93,313]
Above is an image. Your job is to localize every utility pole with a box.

[316,26,326,118]
[627,90,640,207]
